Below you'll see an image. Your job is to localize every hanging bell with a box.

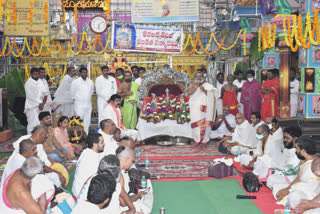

[53,18,70,41]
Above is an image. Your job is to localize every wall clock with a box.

[89,15,109,34]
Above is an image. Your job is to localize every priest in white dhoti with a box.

[53,67,75,117]
[210,106,236,139]
[0,139,37,191]
[240,124,283,180]
[275,136,320,209]
[39,67,53,112]
[219,113,257,155]
[70,67,94,134]
[188,71,216,144]
[72,133,104,197]
[96,66,117,123]
[290,69,300,117]
[101,94,140,141]
[98,119,118,156]
[267,126,302,191]
[233,71,246,113]
[216,72,227,115]
[24,68,48,134]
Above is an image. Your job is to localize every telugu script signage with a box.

[131,0,199,23]
[4,0,49,36]
[112,23,182,53]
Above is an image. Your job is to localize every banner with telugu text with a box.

[4,0,49,36]
[131,0,199,23]
[112,23,182,53]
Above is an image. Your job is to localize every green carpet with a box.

[0,153,11,158]
[152,179,263,214]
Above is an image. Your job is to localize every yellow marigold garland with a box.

[44,1,48,23]
[13,0,17,24]
[243,28,246,56]
[258,27,261,52]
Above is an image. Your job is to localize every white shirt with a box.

[13,135,51,167]
[101,104,123,130]
[24,78,44,111]
[98,129,119,156]
[290,79,300,104]
[71,77,94,107]
[53,74,75,103]
[72,148,101,197]
[95,75,117,103]
[135,77,142,86]
[232,120,257,149]
[71,200,101,214]
[233,79,246,101]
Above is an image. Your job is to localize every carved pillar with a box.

[277,36,291,118]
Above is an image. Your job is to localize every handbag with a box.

[243,172,262,192]
[208,158,233,179]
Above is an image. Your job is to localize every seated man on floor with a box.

[210,106,236,140]
[218,113,257,155]
[13,125,66,187]
[0,157,51,213]
[0,139,37,189]
[275,136,320,210]
[39,111,69,163]
[250,112,264,131]
[72,133,104,197]
[71,173,116,214]
[98,119,118,156]
[118,136,136,150]
[270,118,284,152]
[265,116,274,129]
[101,94,141,143]
[267,126,301,191]
[240,124,283,180]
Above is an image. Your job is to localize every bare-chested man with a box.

[0,157,47,214]
[221,74,239,115]
[117,71,139,129]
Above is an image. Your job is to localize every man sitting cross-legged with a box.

[218,113,257,155]
[0,157,51,214]
[98,119,118,156]
[240,124,283,180]
[250,112,264,132]
[71,173,116,214]
[210,106,236,140]
[275,136,320,210]
[267,126,301,192]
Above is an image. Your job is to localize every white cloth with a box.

[95,75,117,123]
[252,121,265,132]
[71,77,94,134]
[216,81,227,115]
[304,208,320,214]
[98,129,119,156]
[210,114,236,139]
[24,77,44,134]
[229,120,257,155]
[13,135,51,167]
[72,149,101,197]
[71,200,101,214]
[0,152,26,192]
[102,104,140,140]
[137,118,192,140]
[189,83,216,144]
[53,74,75,117]
[267,148,300,189]
[290,79,299,117]
[271,128,284,152]
[281,160,320,209]
[39,78,53,112]
[135,77,142,86]
[233,79,246,113]
[101,182,122,214]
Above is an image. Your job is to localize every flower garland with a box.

[6,1,10,24]
[44,1,48,23]
[29,7,33,25]
[13,0,17,25]
[258,27,261,52]
[0,0,5,22]
[243,28,246,56]
[74,3,78,23]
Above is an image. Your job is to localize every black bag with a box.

[242,172,262,192]
[218,142,228,154]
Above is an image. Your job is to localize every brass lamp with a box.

[53,17,70,41]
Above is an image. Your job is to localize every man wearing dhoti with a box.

[240,124,283,179]
[290,69,300,117]
[118,71,139,129]
[71,67,94,134]
[233,70,246,113]
[267,126,301,191]
[53,67,75,117]
[39,67,53,112]
[275,136,320,210]
[216,72,227,115]
[96,65,117,123]
[260,69,279,121]
[210,106,236,140]
[219,113,257,155]
[188,71,216,145]
[24,67,48,134]
[221,74,239,116]
[101,94,140,141]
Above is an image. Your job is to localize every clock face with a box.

[90,16,108,34]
